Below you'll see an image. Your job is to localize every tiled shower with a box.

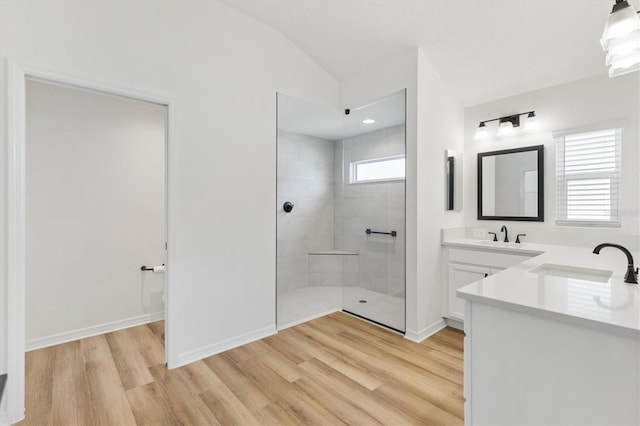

[277,91,405,332]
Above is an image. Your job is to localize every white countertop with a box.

[446,238,640,337]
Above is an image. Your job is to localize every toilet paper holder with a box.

[141,264,165,272]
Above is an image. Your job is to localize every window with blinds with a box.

[555,128,621,227]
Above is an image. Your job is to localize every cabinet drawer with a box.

[448,248,532,269]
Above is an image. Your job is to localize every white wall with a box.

[0,0,339,387]
[340,48,465,340]
[276,130,335,293]
[414,49,465,338]
[464,73,640,249]
[25,80,165,349]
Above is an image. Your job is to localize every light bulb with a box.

[497,120,514,136]
[362,118,375,124]
[524,113,539,131]
[474,123,489,140]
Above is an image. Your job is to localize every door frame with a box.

[4,59,179,424]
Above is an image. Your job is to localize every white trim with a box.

[444,317,464,331]
[6,59,27,425]
[26,312,165,351]
[464,301,473,424]
[551,119,630,138]
[4,60,178,423]
[404,318,447,343]
[165,100,179,369]
[555,220,621,228]
[277,308,340,331]
[22,67,172,107]
[176,326,277,368]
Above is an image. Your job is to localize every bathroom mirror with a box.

[445,149,462,211]
[478,145,544,221]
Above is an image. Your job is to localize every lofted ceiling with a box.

[217,0,631,106]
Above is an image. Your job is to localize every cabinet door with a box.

[448,263,491,320]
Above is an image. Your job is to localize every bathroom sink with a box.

[478,241,527,248]
[529,263,612,283]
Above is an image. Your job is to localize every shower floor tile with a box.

[343,286,405,331]
[277,286,405,332]
[277,286,342,330]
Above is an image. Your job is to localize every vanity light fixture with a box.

[601,0,640,77]
[474,122,489,140]
[497,116,517,136]
[362,118,376,124]
[524,112,539,131]
[474,111,537,140]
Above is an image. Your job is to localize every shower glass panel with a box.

[276,93,345,330]
[339,90,406,332]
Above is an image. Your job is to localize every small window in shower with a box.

[350,155,405,183]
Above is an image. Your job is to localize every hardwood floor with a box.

[19,313,464,425]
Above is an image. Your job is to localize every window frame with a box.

[349,154,406,184]
[555,128,622,228]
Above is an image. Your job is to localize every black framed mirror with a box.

[478,145,544,222]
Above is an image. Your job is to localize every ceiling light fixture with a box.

[601,0,640,77]
[474,111,538,141]
[362,118,376,124]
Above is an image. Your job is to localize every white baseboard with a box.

[404,318,447,343]
[444,317,464,331]
[277,308,340,331]
[175,325,277,368]
[26,311,165,351]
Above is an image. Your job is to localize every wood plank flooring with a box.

[18,312,464,425]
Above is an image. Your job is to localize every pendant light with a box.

[601,0,640,77]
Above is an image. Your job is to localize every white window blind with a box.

[556,128,621,227]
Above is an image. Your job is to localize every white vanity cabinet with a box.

[443,246,534,322]
[447,263,499,320]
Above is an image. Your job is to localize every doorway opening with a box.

[25,79,167,354]
[5,62,176,424]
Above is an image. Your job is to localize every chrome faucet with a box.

[592,243,638,284]
[500,225,509,243]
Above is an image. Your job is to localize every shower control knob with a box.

[283,201,294,213]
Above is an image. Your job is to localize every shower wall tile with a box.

[278,124,405,300]
[386,194,406,219]
[308,255,342,274]
[335,125,406,297]
[277,254,308,293]
[277,130,336,292]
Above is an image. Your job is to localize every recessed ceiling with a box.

[218,0,633,106]
[278,91,405,140]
